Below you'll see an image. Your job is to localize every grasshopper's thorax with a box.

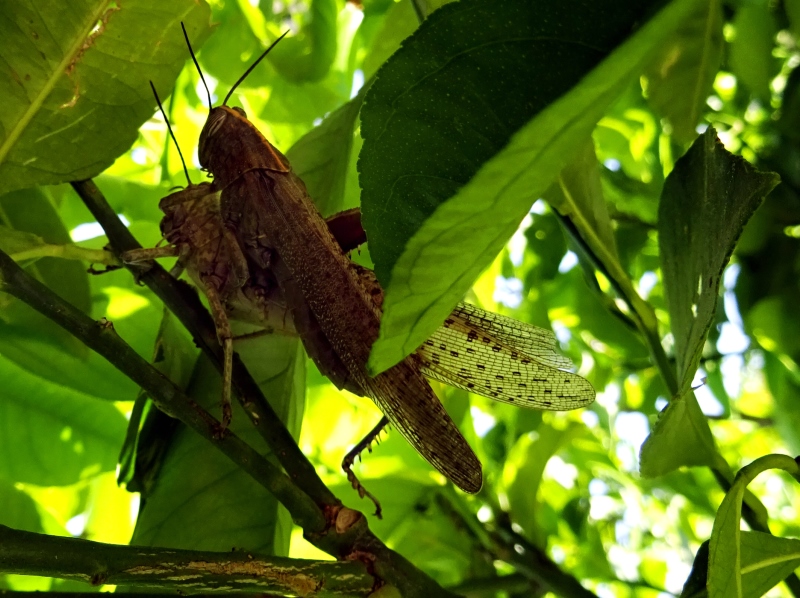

[158,183,218,246]
[199,106,291,186]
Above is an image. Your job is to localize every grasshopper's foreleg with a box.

[121,245,181,264]
[342,415,390,518]
[204,285,234,432]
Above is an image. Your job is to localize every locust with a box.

[178,26,596,504]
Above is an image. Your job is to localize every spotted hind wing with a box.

[417,307,595,410]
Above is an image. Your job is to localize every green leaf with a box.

[0,0,211,194]
[0,325,138,401]
[0,354,127,486]
[0,480,43,533]
[738,531,800,597]
[1,187,90,315]
[762,351,800,455]
[544,139,621,266]
[0,226,47,258]
[708,454,800,598]
[130,335,304,555]
[287,85,367,216]
[362,0,419,79]
[729,0,779,100]
[681,540,710,598]
[643,0,723,143]
[270,0,338,83]
[787,0,800,38]
[658,127,779,393]
[360,0,699,374]
[118,308,198,491]
[639,391,719,478]
[505,422,582,544]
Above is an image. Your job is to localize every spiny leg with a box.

[204,285,234,432]
[342,415,390,518]
[121,245,181,264]
[121,245,182,285]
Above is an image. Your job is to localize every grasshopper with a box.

[126,173,592,515]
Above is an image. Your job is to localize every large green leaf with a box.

[360,0,700,374]
[708,455,800,598]
[361,0,419,79]
[0,354,127,486]
[643,0,723,143]
[287,85,367,216]
[0,326,138,401]
[0,0,211,195]
[130,335,304,555]
[658,127,778,394]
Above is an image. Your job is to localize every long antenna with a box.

[223,30,290,106]
[150,81,192,186]
[181,22,212,113]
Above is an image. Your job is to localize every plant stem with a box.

[10,244,119,265]
[0,525,372,596]
[0,247,325,534]
[70,179,336,509]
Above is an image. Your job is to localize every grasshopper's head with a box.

[198,106,248,173]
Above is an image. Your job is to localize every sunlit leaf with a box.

[708,455,800,598]
[362,0,419,79]
[658,127,779,393]
[0,326,138,401]
[643,0,723,143]
[545,139,621,269]
[0,0,211,194]
[0,354,127,486]
[0,480,43,533]
[287,85,367,216]
[640,391,718,478]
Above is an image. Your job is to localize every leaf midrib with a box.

[0,1,113,171]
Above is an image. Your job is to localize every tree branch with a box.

[436,488,596,598]
[64,180,457,598]
[0,247,324,534]
[0,525,373,596]
[70,178,336,509]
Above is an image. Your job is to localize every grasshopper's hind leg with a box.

[204,286,234,432]
[342,416,390,518]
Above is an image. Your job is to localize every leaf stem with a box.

[10,244,119,266]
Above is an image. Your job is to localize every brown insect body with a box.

[200,106,484,493]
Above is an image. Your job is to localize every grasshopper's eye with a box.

[232,106,247,118]
[206,110,227,138]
